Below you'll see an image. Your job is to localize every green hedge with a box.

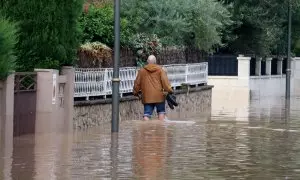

[0,15,18,80]
[2,0,84,71]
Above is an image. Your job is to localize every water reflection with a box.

[110,133,118,180]
[5,133,73,180]
[1,95,300,179]
[132,121,172,179]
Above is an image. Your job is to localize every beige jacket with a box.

[133,64,173,104]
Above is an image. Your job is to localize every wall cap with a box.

[293,57,300,61]
[266,57,273,61]
[34,69,54,72]
[237,56,251,61]
[61,66,74,69]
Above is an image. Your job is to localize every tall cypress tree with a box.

[2,0,84,71]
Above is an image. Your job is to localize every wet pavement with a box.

[2,96,300,179]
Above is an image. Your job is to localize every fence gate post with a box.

[277,57,283,75]
[61,67,75,132]
[0,74,14,136]
[255,57,262,76]
[34,69,59,134]
[0,73,14,180]
[266,57,272,75]
[292,57,300,96]
[237,55,251,88]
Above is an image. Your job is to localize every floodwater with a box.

[2,96,300,179]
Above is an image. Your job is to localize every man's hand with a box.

[134,91,142,100]
[137,93,142,100]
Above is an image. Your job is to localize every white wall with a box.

[208,76,250,122]
[208,76,242,89]
[249,75,287,97]
[207,56,300,122]
[208,57,300,98]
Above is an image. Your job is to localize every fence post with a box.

[266,57,272,75]
[61,67,75,132]
[205,62,208,84]
[185,64,189,84]
[237,55,251,88]
[292,57,300,95]
[292,57,300,76]
[0,74,14,134]
[255,57,262,76]
[277,57,283,75]
[104,68,108,99]
[0,73,14,180]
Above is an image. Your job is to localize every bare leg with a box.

[143,116,150,121]
[158,113,165,121]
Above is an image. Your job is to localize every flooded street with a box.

[2,96,300,179]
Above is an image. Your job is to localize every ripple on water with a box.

[1,96,300,179]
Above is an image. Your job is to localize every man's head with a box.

[147,55,157,64]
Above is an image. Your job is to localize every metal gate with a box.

[13,72,37,137]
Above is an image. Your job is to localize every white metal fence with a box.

[75,62,208,100]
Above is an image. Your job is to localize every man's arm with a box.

[133,70,141,96]
[160,69,173,93]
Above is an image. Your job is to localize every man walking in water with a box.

[133,55,173,121]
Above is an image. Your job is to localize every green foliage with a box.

[1,0,84,71]
[34,57,60,70]
[129,33,162,67]
[121,0,232,52]
[79,4,133,47]
[221,0,300,56]
[186,0,232,52]
[292,1,300,56]
[0,15,18,80]
[294,39,300,56]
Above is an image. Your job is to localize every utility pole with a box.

[111,0,120,133]
[286,0,292,100]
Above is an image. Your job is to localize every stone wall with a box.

[74,85,213,129]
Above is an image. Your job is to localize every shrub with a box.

[77,41,112,68]
[129,33,162,67]
[0,15,18,80]
[79,4,133,47]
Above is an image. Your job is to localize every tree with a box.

[121,0,232,52]
[291,1,300,56]
[220,0,300,56]
[1,0,84,71]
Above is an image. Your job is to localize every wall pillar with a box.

[34,69,59,134]
[61,67,75,132]
[255,57,262,76]
[277,57,283,75]
[266,57,272,75]
[292,57,300,96]
[237,55,251,88]
[0,74,14,180]
[293,57,300,77]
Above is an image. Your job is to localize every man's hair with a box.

[147,55,157,64]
